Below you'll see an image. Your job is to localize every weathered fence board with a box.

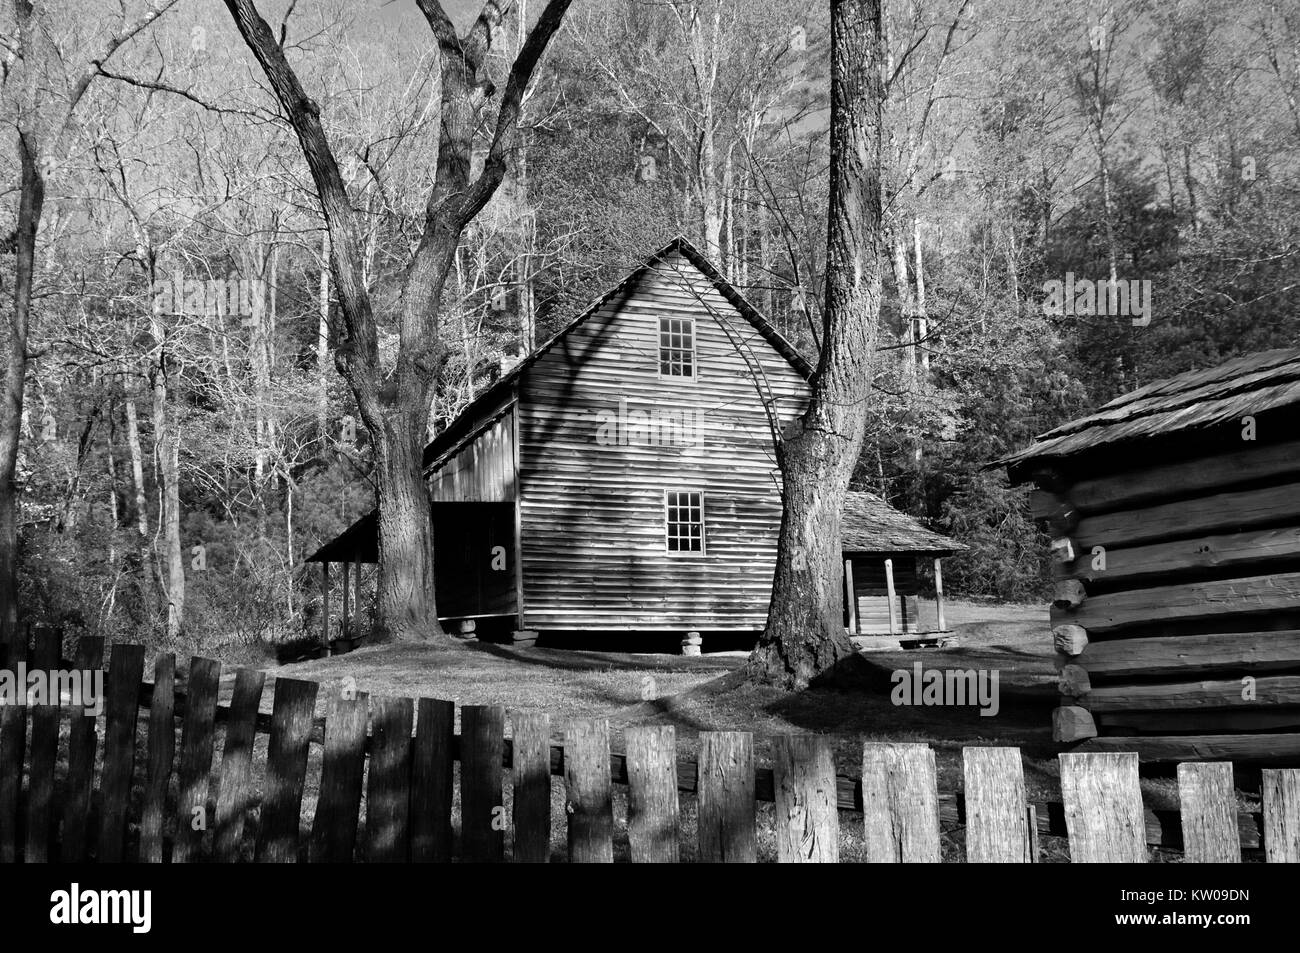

[61,636,104,863]
[511,711,552,863]
[565,718,614,863]
[410,697,454,863]
[697,731,756,863]
[962,747,1032,863]
[366,696,414,863]
[214,667,267,862]
[24,627,60,863]
[1262,769,1300,863]
[173,656,221,863]
[862,743,941,863]
[1178,762,1241,863]
[461,705,505,862]
[0,638,27,863]
[626,725,679,863]
[1060,752,1148,863]
[255,678,319,863]
[310,690,369,863]
[139,652,176,863]
[97,642,145,862]
[773,735,838,863]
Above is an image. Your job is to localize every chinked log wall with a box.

[1033,435,1300,762]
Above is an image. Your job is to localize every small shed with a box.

[841,491,964,637]
[1000,346,1300,764]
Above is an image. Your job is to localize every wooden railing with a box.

[1,633,1298,862]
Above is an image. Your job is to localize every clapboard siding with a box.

[428,409,516,503]
[518,251,808,631]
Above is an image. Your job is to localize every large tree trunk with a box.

[0,136,43,650]
[747,0,885,690]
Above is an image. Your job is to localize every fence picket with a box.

[1178,762,1240,863]
[62,636,105,862]
[310,690,369,863]
[366,696,413,863]
[97,642,145,862]
[962,747,1031,863]
[1262,768,1300,863]
[173,657,221,863]
[773,734,838,863]
[410,698,454,863]
[565,718,613,863]
[862,743,941,863]
[697,731,756,863]
[24,627,60,863]
[461,705,505,862]
[214,668,267,862]
[255,677,319,863]
[139,653,176,863]
[510,711,552,863]
[0,637,26,863]
[626,725,678,864]
[1060,752,1147,863]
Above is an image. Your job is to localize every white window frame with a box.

[664,489,706,555]
[658,316,697,380]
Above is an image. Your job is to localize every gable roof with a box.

[999,346,1300,481]
[841,491,964,555]
[422,235,812,469]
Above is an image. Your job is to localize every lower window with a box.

[665,490,704,553]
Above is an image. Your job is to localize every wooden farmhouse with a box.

[1002,347,1300,763]
[307,237,961,650]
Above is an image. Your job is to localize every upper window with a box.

[659,317,696,378]
[665,490,704,554]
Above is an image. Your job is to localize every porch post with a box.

[884,557,898,636]
[934,557,947,632]
[843,558,858,635]
[342,560,351,639]
[321,562,330,645]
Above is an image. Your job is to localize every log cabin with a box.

[306,236,962,650]
[1001,346,1300,764]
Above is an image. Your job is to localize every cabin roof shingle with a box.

[421,235,812,469]
[840,491,963,555]
[999,346,1300,480]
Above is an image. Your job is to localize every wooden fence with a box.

[2,634,1299,862]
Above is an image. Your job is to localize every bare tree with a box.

[0,0,178,649]
[221,0,573,641]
